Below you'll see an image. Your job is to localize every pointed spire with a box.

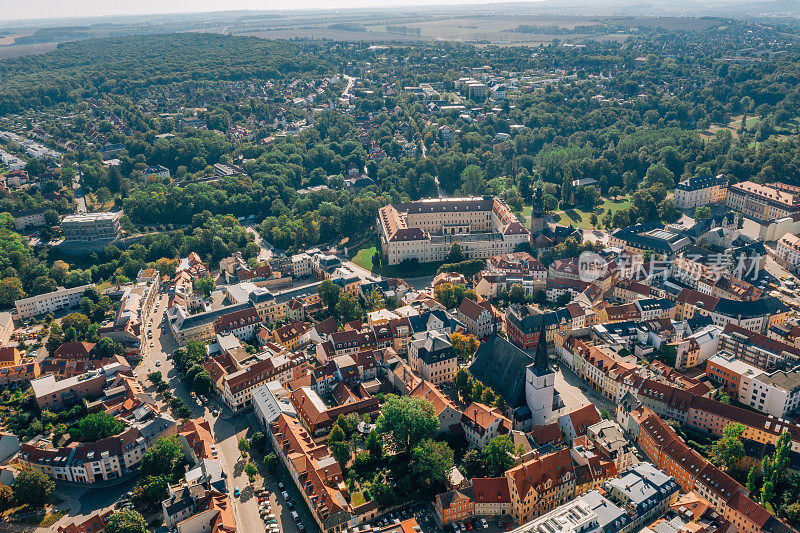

[535,315,548,370]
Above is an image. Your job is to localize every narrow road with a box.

[246,224,275,262]
[342,75,356,98]
[73,171,86,213]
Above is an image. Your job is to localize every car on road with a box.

[298,524,305,532]
[278,482,284,490]
[282,491,290,500]
[212,408,220,416]
[234,486,240,497]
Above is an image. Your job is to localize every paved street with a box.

[341,259,381,283]
[131,293,317,533]
[553,362,616,415]
[73,172,87,214]
[246,224,275,263]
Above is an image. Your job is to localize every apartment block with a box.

[15,284,94,319]
[61,211,121,244]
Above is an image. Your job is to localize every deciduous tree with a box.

[376,395,438,453]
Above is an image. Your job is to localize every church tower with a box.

[524,317,556,426]
[530,181,544,234]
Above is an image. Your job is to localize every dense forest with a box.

[0,20,799,301]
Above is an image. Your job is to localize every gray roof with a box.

[468,334,533,409]
[579,490,630,533]
[411,331,456,365]
[606,463,677,511]
[714,295,788,319]
[755,366,800,392]
[175,302,252,331]
[163,486,195,516]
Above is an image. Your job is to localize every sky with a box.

[2,0,526,23]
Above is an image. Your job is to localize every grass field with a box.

[352,246,377,272]
[552,197,632,230]
[699,115,762,140]
[520,205,533,225]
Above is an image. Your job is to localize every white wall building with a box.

[15,284,94,319]
[776,233,800,272]
[673,175,728,209]
[377,197,529,266]
[740,367,800,418]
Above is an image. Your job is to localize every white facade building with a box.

[377,197,529,266]
[673,175,728,209]
[15,284,94,318]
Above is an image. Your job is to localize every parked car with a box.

[155,360,161,367]
[278,482,284,490]
[234,486,240,497]
[298,524,305,533]
[291,511,300,522]
[481,519,488,529]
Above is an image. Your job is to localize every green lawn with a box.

[553,197,632,230]
[351,491,367,507]
[352,246,376,271]
[521,205,532,225]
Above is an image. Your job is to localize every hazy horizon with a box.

[1,0,542,24]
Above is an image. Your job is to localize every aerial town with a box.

[0,5,800,533]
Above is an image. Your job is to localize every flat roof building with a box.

[61,211,121,245]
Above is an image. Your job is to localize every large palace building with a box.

[377,196,529,265]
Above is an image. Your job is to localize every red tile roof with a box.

[506,448,574,499]
[472,477,510,504]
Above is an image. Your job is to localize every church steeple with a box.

[530,180,544,234]
[534,315,548,370]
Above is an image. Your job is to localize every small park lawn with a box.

[352,246,376,271]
